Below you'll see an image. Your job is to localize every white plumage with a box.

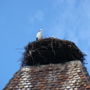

[36,30,43,40]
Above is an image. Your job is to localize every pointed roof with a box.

[4,61,90,90]
[4,37,90,90]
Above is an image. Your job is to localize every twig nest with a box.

[21,37,85,66]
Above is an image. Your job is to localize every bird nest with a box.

[21,37,85,66]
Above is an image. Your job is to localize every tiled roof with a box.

[4,61,90,90]
[4,38,90,90]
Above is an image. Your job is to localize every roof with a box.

[4,37,90,90]
[4,61,90,90]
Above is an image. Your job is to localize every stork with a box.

[36,29,43,41]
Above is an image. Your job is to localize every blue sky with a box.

[0,0,90,89]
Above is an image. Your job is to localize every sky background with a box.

[0,0,90,89]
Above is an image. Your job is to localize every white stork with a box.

[36,29,43,41]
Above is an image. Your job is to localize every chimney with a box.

[4,37,90,90]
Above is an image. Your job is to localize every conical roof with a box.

[4,61,90,90]
[4,38,90,90]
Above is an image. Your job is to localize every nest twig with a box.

[21,37,85,66]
